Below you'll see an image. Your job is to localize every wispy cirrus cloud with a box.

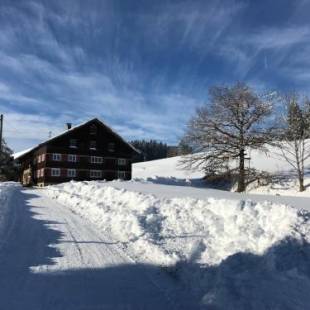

[1,0,310,151]
[217,25,310,79]
[0,47,202,150]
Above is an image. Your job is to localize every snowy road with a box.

[0,188,184,310]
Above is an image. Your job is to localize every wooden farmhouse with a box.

[13,118,139,186]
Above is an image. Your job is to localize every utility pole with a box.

[0,114,3,152]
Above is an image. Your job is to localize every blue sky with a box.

[1,0,310,152]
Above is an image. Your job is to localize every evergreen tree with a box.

[178,137,192,155]
[130,140,168,162]
[276,94,310,192]
[287,99,305,139]
[0,139,18,181]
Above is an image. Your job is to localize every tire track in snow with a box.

[41,189,192,309]
[30,188,186,309]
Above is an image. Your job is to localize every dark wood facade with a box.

[15,118,139,186]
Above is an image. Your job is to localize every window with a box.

[108,142,115,152]
[118,158,126,166]
[90,140,96,150]
[70,139,77,148]
[67,169,76,178]
[52,153,61,161]
[37,168,44,178]
[90,170,102,178]
[90,124,97,135]
[51,168,61,177]
[117,171,126,180]
[90,156,103,164]
[38,154,46,163]
[68,154,77,162]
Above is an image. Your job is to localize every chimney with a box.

[66,122,72,130]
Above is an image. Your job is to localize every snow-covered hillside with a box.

[133,149,301,180]
[133,155,204,180]
[46,180,310,309]
[133,148,310,195]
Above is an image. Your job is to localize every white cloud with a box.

[217,25,310,79]
[5,0,306,153]
[0,47,202,150]
[246,26,310,50]
[137,0,246,54]
[3,112,66,152]
[0,81,40,105]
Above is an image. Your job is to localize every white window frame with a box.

[117,171,126,180]
[68,154,77,162]
[90,156,103,164]
[40,168,44,177]
[38,154,45,163]
[52,153,62,161]
[90,170,102,178]
[118,158,126,166]
[51,168,61,177]
[36,170,40,178]
[67,169,76,178]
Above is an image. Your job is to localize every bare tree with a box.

[275,94,310,192]
[180,83,274,192]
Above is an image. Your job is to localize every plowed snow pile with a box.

[46,181,310,309]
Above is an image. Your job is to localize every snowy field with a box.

[133,149,310,196]
[45,180,310,309]
[133,148,297,182]
[133,155,204,185]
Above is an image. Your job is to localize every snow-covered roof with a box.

[13,118,139,160]
[12,148,34,160]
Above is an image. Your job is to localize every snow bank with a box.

[45,181,310,308]
[46,181,301,266]
[0,182,19,246]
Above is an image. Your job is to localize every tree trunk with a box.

[298,172,305,192]
[237,149,246,192]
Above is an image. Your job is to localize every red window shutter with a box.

[61,169,67,177]
[62,154,67,161]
